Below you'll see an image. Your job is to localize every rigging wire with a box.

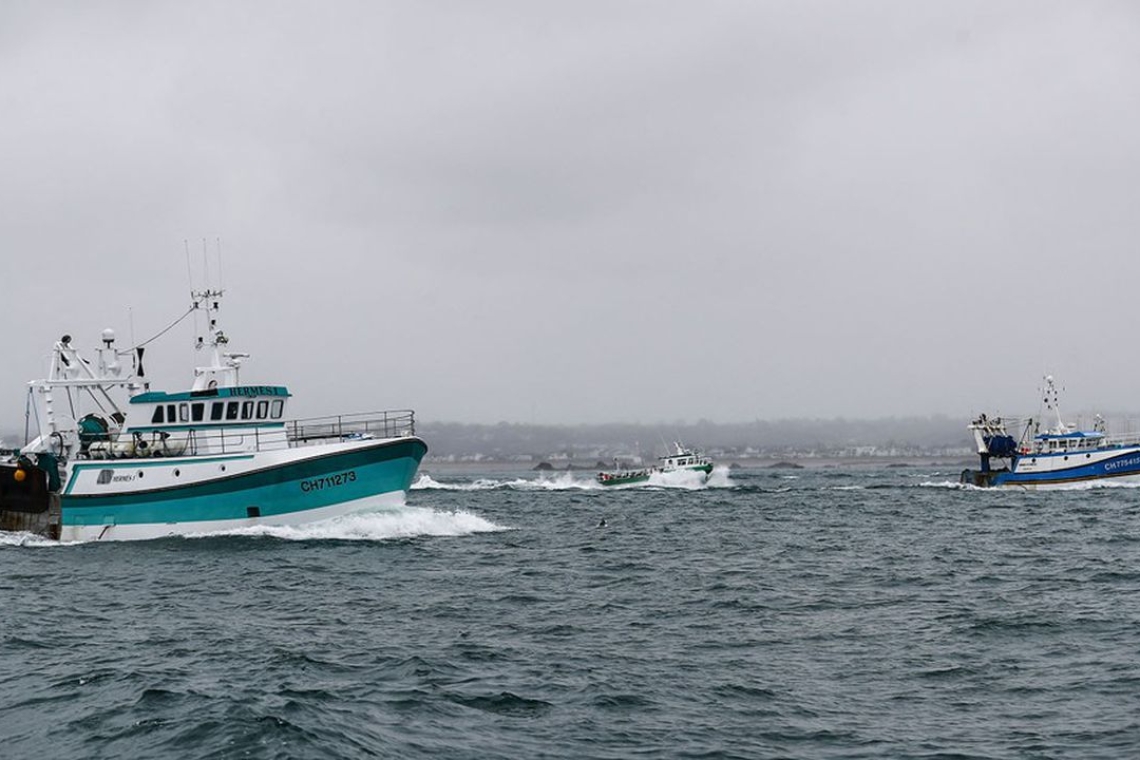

[117,305,197,355]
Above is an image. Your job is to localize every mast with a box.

[1041,375,1068,435]
[190,288,249,390]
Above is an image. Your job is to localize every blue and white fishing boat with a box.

[961,376,1140,488]
[0,288,426,541]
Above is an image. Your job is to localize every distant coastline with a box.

[414,417,975,465]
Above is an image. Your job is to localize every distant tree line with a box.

[0,416,975,459]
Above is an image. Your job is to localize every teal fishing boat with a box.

[596,442,713,487]
[0,288,426,541]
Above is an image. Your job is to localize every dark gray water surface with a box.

[4,466,1140,759]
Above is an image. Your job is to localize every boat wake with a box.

[0,506,506,547]
[412,466,736,491]
[1054,479,1140,491]
[921,478,1140,492]
[645,468,712,489]
[919,480,983,490]
[185,506,506,541]
[706,466,736,488]
[0,531,79,548]
[412,473,600,491]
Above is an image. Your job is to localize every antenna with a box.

[184,240,202,345]
[202,238,211,290]
[184,239,194,294]
[216,237,225,291]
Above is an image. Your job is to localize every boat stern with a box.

[959,466,1011,488]
[0,460,61,539]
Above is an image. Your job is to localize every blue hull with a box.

[61,438,426,529]
[965,449,1140,488]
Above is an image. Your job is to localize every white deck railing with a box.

[77,410,417,460]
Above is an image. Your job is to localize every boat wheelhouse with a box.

[0,287,426,541]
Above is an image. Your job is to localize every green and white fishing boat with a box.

[0,288,426,542]
[596,442,713,487]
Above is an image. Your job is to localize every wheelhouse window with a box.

[192,403,205,422]
[241,401,254,420]
[151,406,164,424]
[256,400,269,419]
[167,404,176,423]
[210,402,224,421]
[179,403,189,422]
[226,401,240,420]
[270,400,284,419]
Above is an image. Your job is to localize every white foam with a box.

[921,477,1140,492]
[186,505,507,541]
[1054,479,1140,491]
[0,531,79,548]
[646,468,712,490]
[521,472,605,490]
[920,480,980,490]
[412,472,603,491]
[1019,479,1140,492]
[410,474,506,491]
[1,505,507,547]
[705,466,736,488]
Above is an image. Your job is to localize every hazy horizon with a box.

[4,2,1139,431]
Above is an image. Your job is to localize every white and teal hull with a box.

[57,436,426,542]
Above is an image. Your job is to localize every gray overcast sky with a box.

[2,1,1139,428]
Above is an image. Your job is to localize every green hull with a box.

[596,462,712,487]
[597,472,652,487]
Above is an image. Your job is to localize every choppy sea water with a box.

[4,465,1140,759]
